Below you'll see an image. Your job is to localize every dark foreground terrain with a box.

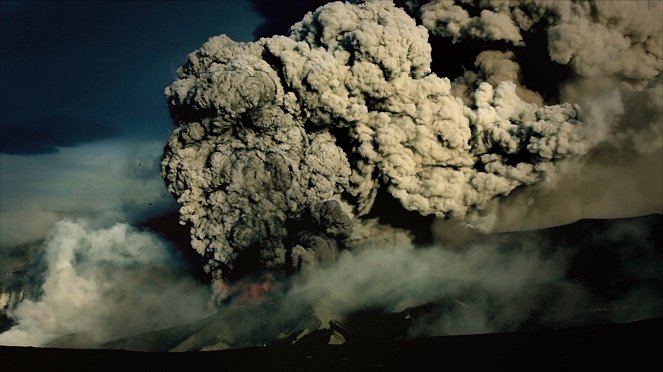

[2,316,660,371]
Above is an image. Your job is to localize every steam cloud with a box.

[1,220,212,347]
[161,0,662,282]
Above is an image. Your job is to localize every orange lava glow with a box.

[214,273,275,305]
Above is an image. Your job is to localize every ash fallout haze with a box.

[1,0,662,360]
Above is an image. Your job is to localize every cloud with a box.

[0,140,177,248]
[0,219,213,347]
[0,207,60,248]
[465,78,663,232]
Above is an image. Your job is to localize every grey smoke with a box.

[401,0,662,83]
[162,0,661,283]
[279,215,661,341]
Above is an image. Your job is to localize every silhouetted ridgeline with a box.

[2,317,660,371]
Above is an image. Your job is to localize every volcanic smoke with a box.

[161,0,662,290]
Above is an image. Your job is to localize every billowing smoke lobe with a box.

[162,0,662,284]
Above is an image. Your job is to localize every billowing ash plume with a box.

[162,0,662,283]
[400,0,662,82]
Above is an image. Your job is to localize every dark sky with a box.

[0,1,262,154]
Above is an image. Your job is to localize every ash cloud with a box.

[162,0,662,284]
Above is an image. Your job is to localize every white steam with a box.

[0,220,213,347]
